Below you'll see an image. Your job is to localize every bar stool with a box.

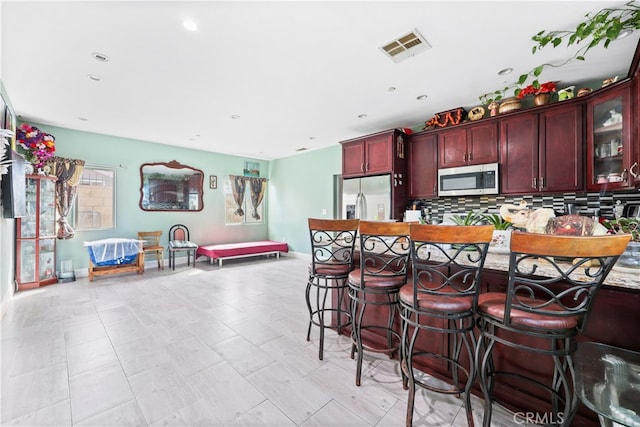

[306,218,360,360]
[475,231,631,427]
[399,224,493,427]
[348,220,411,386]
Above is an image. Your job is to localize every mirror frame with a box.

[139,160,204,212]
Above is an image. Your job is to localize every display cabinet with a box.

[586,83,635,191]
[15,174,57,290]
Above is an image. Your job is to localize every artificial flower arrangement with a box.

[15,123,55,169]
[517,81,557,99]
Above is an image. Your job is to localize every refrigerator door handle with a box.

[356,192,367,220]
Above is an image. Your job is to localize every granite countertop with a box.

[483,250,640,291]
[356,241,640,291]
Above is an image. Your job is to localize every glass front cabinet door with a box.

[16,175,58,290]
[586,84,635,191]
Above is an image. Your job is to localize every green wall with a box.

[268,145,342,253]
[35,124,274,272]
[22,124,341,274]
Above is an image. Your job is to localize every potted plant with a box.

[483,213,513,253]
[603,217,640,268]
[479,2,640,106]
[517,81,557,106]
[450,209,486,226]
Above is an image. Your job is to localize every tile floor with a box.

[1,256,518,426]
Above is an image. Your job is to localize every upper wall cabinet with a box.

[341,130,406,178]
[408,132,438,199]
[586,83,635,191]
[500,102,583,194]
[438,122,498,169]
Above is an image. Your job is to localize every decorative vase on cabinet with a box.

[16,174,58,290]
[534,93,551,106]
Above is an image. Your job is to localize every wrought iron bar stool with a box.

[475,231,631,427]
[306,218,360,360]
[348,220,411,386]
[399,224,493,427]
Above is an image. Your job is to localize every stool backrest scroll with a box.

[308,218,360,276]
[409,223,494,311]
[504,231,631,331]
[358,221,411,286]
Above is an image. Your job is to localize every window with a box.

[74,166,115,230]
[224,175,266,225]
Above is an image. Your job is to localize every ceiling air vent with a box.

[380,29,431,63]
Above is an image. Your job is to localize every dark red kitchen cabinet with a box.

[500,102,583,194]
[438,122,498,169]
[407,132,438,198]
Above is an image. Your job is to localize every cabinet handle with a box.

[463,153,467,162]
[361,164,365,172]
[540,177,544,188]
[533,177,537,189]
[468,152,472,162]
[365,162,369,172]
[630,162,639,178]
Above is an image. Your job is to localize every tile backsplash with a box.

[410,189,640,223]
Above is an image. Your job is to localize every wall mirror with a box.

[139,160,204,211]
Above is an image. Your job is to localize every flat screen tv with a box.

[1,149,26,218]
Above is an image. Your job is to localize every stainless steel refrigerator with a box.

[340,175,391,220]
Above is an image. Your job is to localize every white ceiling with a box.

[2,1,639,161]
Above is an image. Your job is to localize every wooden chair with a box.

[475,231,631,427]
[138,231,164,270]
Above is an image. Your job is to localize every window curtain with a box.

[230,175,246,216]
[46,157,85,239]
[248,177,266,220]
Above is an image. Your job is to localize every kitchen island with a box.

[336,249,639,427]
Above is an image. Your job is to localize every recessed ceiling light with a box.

[183,20,198,31]
[77,117,88,121]
[388,87,397,92]
[617,29,633,40]
[231,115,240,119]
[358,114,368,119]
[416,95,428,100]
[87,74,102,82]
[91,52,109,62]
[497,67,513,75]
[308,136,316,140]
[296,147,308,152]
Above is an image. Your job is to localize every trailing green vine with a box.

[479,1,640,105]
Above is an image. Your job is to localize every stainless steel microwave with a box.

[437,162,499,197]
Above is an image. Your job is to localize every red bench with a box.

[196,240,289,267]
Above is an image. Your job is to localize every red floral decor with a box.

[517,81,557,99]
[16,123,56,169]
